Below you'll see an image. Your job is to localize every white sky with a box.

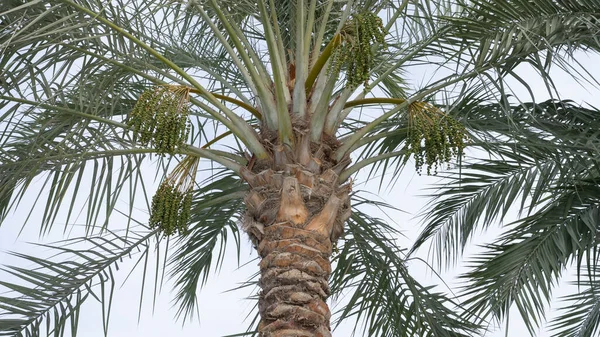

[1,48,600,337]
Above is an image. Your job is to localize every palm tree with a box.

[1,0,600,336]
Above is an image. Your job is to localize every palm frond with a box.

[550,266,600,337]
[168,169,247,321]
[440,0,600,68]
[0,228,157,337]
[461,173,600,335]
[411,99,600,266]
[0,102,150,233]
[329,192,479,336]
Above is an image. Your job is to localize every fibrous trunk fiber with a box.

[242,163,351,337]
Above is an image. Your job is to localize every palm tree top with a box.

[1,0,600,336]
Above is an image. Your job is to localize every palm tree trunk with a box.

[242,162,351,337]
[257,223,333,336]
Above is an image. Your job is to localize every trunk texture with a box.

[242,155,351,337]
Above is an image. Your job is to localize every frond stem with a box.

[202,131,232,149]
[304,0,318,62]
[330,97,409,135]
[268,0,288,84]
[293,0,308,117]
[191,3,259,101]
[206,0,272,82]
[348,128,408,153]
[385,0,410,32]
[335,71,481,161]
[305,34,341,94]
[2,147,242,173]
[309,0,335,68]
[343,97,407,109]
[258,0,293,145]
[188,89,262,119]
[189,147,247,167]
[339,150,406,182]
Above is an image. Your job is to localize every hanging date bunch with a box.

[407,102,467,175]
[330,12,386,88]
[127,85,191,154]
[149,155,199,235]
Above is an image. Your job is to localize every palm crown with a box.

[1,0,600,336]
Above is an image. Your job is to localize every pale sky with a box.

[1,48,600,337]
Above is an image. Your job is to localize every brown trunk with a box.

[242,162,351,337]
[257,224,332,337]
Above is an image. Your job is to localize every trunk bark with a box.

[257,224,332,337]
[242,164,351,337]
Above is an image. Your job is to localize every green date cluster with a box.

[406,102,467,175]
[331,12,386,88]
[150,180,193,236]
[149,155,199,236]
[127,86,191,154]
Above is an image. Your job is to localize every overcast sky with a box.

[1,47,600,337]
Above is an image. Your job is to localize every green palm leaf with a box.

[461,177,600,335]
[329,193,479,336]
[168,170,246,321]
[412,100,600,265]
[551,266,600,337]
[0,229,157,337]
